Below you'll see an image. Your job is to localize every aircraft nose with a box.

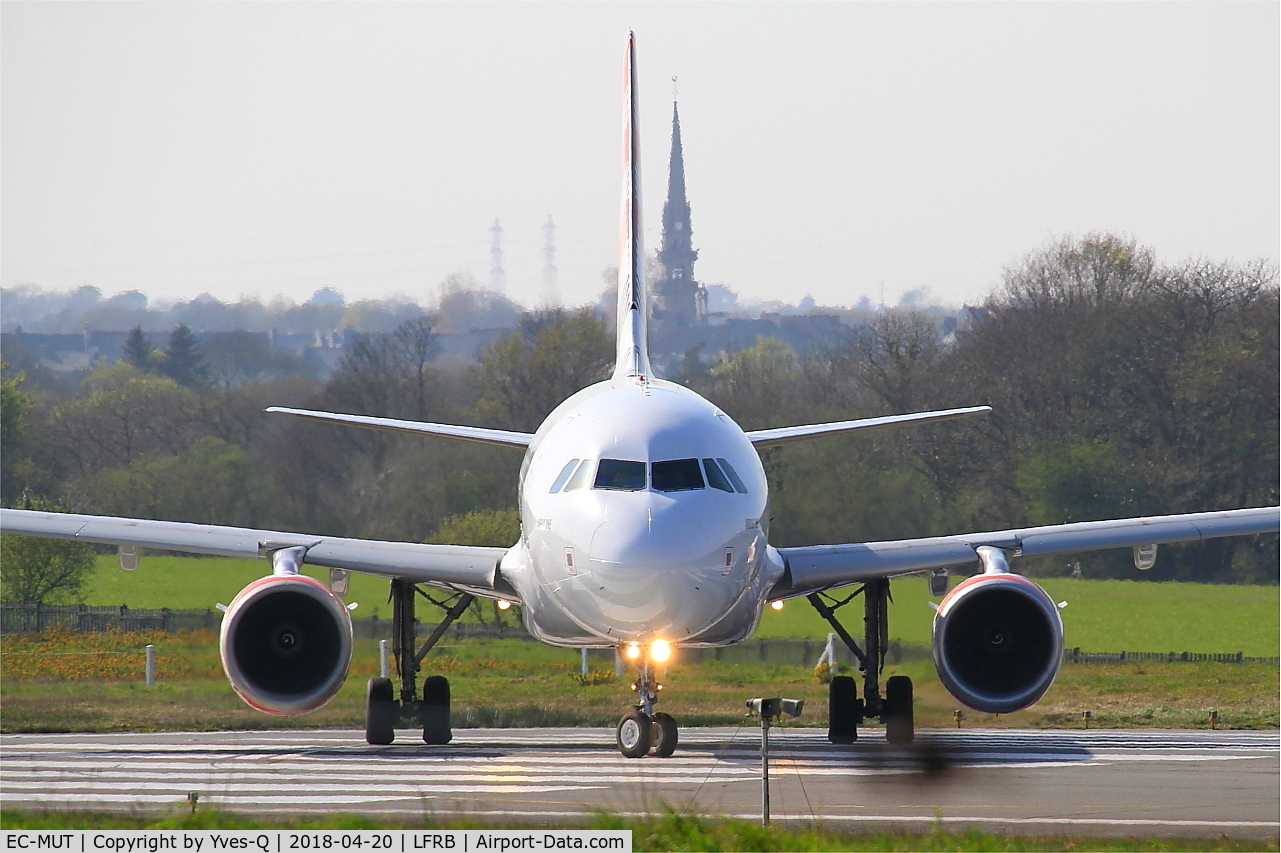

[589,500,712,564]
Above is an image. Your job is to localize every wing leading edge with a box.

[745,406,991,447]
[0,509,509,594]
[265,407,534,450]
[774,506,1280,597]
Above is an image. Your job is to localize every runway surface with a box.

[3,727,1277,839]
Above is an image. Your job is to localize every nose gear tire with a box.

[617,710,652,758]
[650,712,678,757]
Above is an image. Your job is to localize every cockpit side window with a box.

[652,459,705,492]
[549,459,581,493]
[702,458,734,493]
[716,457,749,494]
[563,458,595,491]
[594,459,646,491]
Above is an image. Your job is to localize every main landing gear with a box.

[808,578,915,745]
[365,578,472,746]
[615,647,678,758]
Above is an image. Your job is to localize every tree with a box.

[160,324,207,387]
[474,308,612,431]
[201,331,318,388]
[122,326,160,372]
[701,336,800,430]
[934,234,1278,579]
[1,365,34,504]
[427,509,520,547]
[83,436,281,528]
[0,495,95,603]
[40,363,199,480]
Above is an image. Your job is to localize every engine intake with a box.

[219,574,353,715]
[932,571,1063,714]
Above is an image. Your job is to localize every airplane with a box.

[2,32,1277,758]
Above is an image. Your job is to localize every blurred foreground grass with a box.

[1,806,1275,851]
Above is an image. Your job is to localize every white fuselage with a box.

[498,376,785,648]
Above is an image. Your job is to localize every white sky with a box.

[3,2,1277,312]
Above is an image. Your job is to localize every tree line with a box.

[2,234,1276,602]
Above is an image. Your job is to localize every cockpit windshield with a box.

[551,456,748,494]
[652,459,704,492]
[594,459,647,491]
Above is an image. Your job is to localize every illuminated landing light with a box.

[497,600,512,611]
[625,642,641,660]
[650,639,671,663]
[770,600,785,611]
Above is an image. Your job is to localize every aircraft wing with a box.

[745,406,991,447]
[266,407,534,450]
[774,506,1280,597]
[0,509,510,595]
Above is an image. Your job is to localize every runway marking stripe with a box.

[3,759,1117,779]
[1,761,760,781]
[2,768,758,783]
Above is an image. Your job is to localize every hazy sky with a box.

[3,2,1277,311]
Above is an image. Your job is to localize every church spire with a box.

[655,99,701,326]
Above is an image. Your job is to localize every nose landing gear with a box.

[615,647,678,758]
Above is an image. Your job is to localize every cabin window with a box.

[716,458,749,494]
[549,459,581,493]
[652,459,704,492]
[563,459,595,491]
[594,459,646,491]
[702,458,734,493]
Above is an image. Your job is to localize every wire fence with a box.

[3,604,1276,666]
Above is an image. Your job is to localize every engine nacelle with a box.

[932,571,1063,714]
[219,574,353,715]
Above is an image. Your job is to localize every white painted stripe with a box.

[0,782,600,796]
[6,773,751,788]
[2,761,759,780]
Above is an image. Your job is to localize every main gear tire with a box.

[828,675,860,744]
[421,675,453,745]
[365,677,396,745]
[884,674,915,745]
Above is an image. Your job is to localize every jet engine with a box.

[219,574,353,715]
[932,567,1063,714]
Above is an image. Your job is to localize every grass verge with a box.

[2,632,1276,733]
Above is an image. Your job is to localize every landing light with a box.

[769,600,784,611]
[625,642,641,660]
[497,600,512,611]
[651,639,671,663]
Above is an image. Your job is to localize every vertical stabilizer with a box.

[614,31,653,380]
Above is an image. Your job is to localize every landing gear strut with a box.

[614,647,678,758]
[807,578,914,744]
[364,578,473,745]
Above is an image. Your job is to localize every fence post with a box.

[145,644,156,687]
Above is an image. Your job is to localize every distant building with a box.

[652,101,705,329]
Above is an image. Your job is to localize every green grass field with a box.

[80,555,1280,656]
[4,623,1277,734]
